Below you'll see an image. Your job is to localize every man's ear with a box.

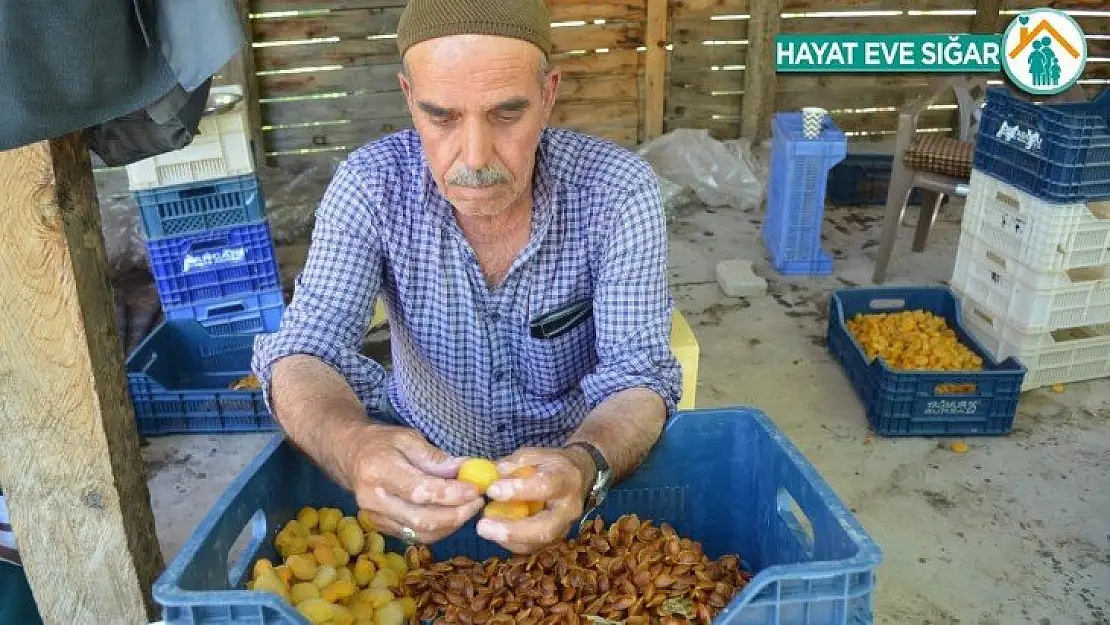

[542,67,561,116]
[398,70,414,105]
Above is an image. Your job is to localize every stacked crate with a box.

[124,85,285,436]
[762,112,847,276]
[952,87,1110,392]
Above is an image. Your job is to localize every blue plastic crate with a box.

[827,286,1026,437]
[974,87,1110,203]
[125,318,280,436]
[136,174,266,240]
[148,220,281,309]
[165,289,286,337]
[763,113,847,276]
[153,408,882,625]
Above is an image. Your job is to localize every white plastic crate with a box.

[126,85,255,191]
[951,231,1110,333]
[961,169,1110,273]
[959,295,1110,391]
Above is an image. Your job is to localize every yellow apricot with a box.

[365,532,385,556]
[297,507,320,531]
[484,500,533,521]
[457,458,500,494]
[286,554,319,582]
[398,596,417,618]
[357,510,376,533]
[318,508,343,533]
[291,581,320,605]
[332,604,356,625]
[351,602,376,622]
[374,600,405,625]
[314,544,337,567]
[339,522,365,556]
[359,587,394,609]
[369,568,400,590]
[321,579,358,603]
[353,559,375,587]
[313,564,338,589]
[297,598,336,624]
[252,558,274,581]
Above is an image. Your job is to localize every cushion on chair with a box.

[902,135,974,178]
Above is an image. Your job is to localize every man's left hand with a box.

[475,447,591,554]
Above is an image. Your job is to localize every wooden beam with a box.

[0,133,164,624]
[643,0,669,140]
[971,0,1005,34]
[741,0,783,142]
[225,0,268,168]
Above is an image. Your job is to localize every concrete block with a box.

[716,259,767,298]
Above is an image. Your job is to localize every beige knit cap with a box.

[396,0,552,59]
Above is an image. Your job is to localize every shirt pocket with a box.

[518,318,597,398]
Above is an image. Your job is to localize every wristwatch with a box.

[565,441,612,528]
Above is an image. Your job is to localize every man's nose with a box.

[460,116,493,171]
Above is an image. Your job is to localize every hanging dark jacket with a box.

[0,0,245,159]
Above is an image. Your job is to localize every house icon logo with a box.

[1001,8,1087,95]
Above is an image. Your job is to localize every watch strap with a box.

[566,441,611,509]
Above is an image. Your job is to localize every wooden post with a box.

[971,0,1005,34]
[643,0,669,140]
[741,0,784,142]
[0,134,164,623]
[225,0,267,168]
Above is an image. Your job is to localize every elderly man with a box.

[252,0,682,555]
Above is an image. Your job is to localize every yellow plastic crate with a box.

[370,298,388,329]
[670,308,700,410]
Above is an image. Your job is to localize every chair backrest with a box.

[952,77,990,142]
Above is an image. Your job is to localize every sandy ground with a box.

[137,192,1110,624]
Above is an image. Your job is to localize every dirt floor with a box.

[123,171,1110,624]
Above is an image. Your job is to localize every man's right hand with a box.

[344,424,484,544]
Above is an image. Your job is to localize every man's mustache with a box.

[447,165,510,188]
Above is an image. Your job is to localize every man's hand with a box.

[346,424,484,544]
[475,447,592,554]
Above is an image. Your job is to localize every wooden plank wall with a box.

[237,0,1108,170]
[667,0,1108,142]
[246,0,646,171]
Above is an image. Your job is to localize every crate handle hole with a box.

[179,185,219,199]
[935,383,978,395]
[227,508,268,588]
[984,250,1007,268]
[776,489,815,557]
[207,303,247,317]
[973,308,994,326]
[868,298,905,310]
[191,236,233,252]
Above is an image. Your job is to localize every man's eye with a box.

[495,112,523,123]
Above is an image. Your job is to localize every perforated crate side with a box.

[153,409,882,625]
[763,113,846,275]
[828,286,1026,437]
[959,295,1110,391]
[951,231,1110,334]
[973,87,1110,203]
[147,221,281,309]
[962,169,1110,274]
[136,174,266,240]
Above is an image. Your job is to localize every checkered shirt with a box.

[252,127,682,458]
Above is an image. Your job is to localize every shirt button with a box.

[489,311,500,323]
[497,425,507,433]
[493,369,505,382]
